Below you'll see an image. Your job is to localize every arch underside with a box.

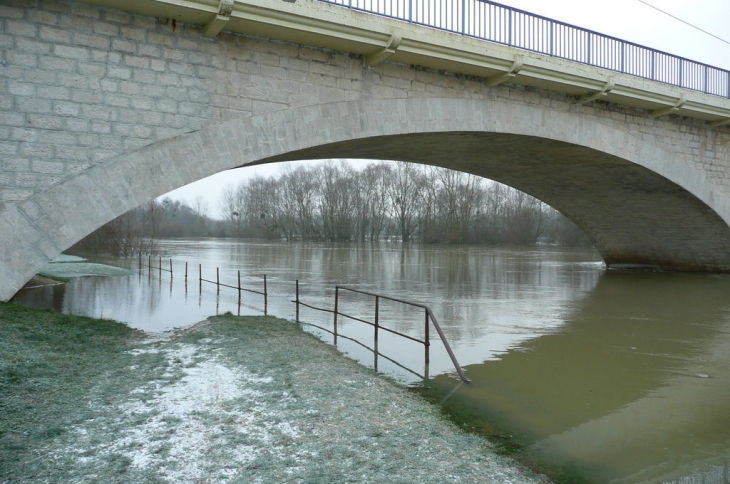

[259,132,730,272]
[4,96,730,302]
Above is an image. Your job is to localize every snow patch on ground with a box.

[56,342,303,483]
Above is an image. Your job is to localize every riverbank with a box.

[0,303,548,483]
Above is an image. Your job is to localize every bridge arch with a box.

[3,97,730,301]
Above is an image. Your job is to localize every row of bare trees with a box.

[218,161,590,246]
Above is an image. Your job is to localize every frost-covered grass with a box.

[0,306,549,483]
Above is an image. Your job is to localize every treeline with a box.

[72,161,590,257]
[219,161,590,246]
[69,197,225,256]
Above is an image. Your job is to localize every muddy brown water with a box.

[13,239,730,483]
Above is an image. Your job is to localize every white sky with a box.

[162,0,730,217]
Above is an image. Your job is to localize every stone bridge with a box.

[1,0,730,301]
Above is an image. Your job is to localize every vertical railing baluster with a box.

[461,0,464,34]
[549,21,553,56]
[508,6,512,46]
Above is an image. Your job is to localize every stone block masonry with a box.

[1,0,730,211]
[2,0,730,300]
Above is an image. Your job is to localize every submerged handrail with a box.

[335,285,471,382]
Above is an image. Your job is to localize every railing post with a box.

[199,263,202,294]
[549,22,554,56]
[587,32,592,65]
[679,59,684,87]
[704,65,709,94]
[148,255,151,271]
[424,309,430,377]
[460,0,465,35]
[159,256,162,278]
[651,50,656,81]
[295,279,300,322]
[508,7,512,46]
[374,295,379,344]
[263,274,268,315]
[334,286,339,341]
[621,42,625,73]
[237,270,241,302]
[185,262,188,284]
[216,267,220,294]
[169,258,173,276]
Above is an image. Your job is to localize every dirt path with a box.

[7,313,548,483]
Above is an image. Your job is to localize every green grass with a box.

[0,302,141,479]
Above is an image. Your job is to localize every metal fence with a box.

[318,0,730,98]
[294,281,471,383]
[140,255,470,383]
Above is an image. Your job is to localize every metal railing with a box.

[141,254,269,315]
[294,281,471,382]
[139,255,470,383]
[318,0,730,98]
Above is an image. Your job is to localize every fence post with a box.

[424,309,430,368]
[199,263,202,294]
[237,270,241,301]
[263,274,268,316]
[138,252,142,271]
[169,259,173,276]
[334,286,339,342]
[374,295,379,344]
[216,267,220,294]
[185,262,188,283]
[148,255,151,271]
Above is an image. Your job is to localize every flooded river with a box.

[13,239,730,483]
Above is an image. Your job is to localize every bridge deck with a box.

[79,0,730,126]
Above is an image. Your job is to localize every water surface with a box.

[13,239,730,483]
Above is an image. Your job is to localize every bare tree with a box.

[388,161,421,243]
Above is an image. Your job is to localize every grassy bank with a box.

[0,303,548,483]
[0,303,145,478]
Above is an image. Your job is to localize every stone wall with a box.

[2,0,730,213]
[2,0,730,300]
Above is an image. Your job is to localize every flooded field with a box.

[14,239,730,483]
